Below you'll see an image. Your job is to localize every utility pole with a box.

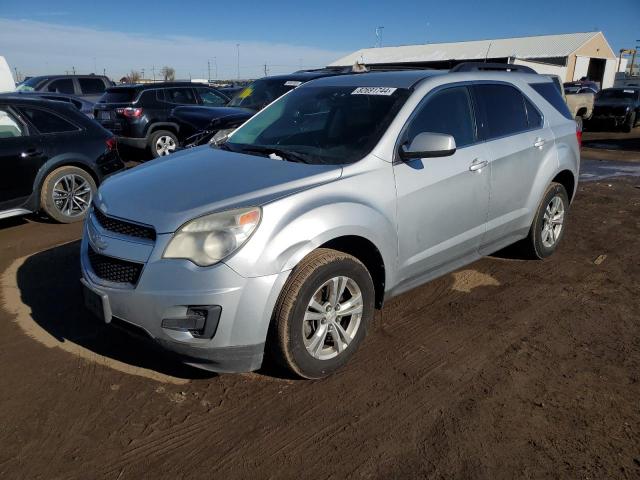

[141,68,145,80]
[207,60,211,82]
[13,67,19,82]
[72,66,76,74]
[152,65,156,82]
[214,57,217,80]
[236,44,240,81]
[375,26,384,48]
[264,63,269,77]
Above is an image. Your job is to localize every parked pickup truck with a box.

[546,75,593,129]
[564,90,594,130]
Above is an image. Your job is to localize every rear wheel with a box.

[40,166,96,223]
[269,248,375,379]
[521,182,569,259]
[149,130,178,158]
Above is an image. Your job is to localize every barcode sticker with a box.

[352,87,397,96]
[284,81,302,87]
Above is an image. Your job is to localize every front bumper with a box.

[80,215,289,373]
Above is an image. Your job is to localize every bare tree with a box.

[127,70,142,83]
[161,66,175,81]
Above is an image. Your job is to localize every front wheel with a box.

[623,112,636,133]
[521,182,569,259]
[269,248,375,379]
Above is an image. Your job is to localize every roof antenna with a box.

[484,41,493,62]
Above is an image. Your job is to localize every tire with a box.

[521,182,569,259]
[40,165,96,223]
[623,112,636,133]
[148,130,178,158]
[269,248,375,379]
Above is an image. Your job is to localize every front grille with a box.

[88,246,143,285]
[93,207,156,241]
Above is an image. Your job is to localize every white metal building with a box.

[330,32,621,88]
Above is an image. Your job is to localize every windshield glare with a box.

[227,78,301,110]
[226,85,410,165]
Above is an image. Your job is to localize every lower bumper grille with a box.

[87,246,143,285]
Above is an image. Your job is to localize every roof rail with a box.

[450,62,537,74]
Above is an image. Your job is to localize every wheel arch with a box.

[27,157,99,211]
[146,122,180,137]
[319,236,386,309]
[552,169,576,204]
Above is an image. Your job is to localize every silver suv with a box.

[81,66,580,379]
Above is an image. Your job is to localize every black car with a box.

[169,68,355,149]
[16,75,114,102]
[94,82,230,157]
[0,95,124,223]
[590,87,640,132]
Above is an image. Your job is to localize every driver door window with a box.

[406,86,476,148]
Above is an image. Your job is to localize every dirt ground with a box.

[1,157,640,479]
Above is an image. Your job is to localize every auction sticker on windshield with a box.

[352,87,397,95]
[284,81,302,87]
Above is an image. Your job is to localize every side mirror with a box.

[400,132,457,160]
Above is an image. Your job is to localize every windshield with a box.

[598,89,637,101]
[100,88,138,103]
[224,85,410,165]
[227,78,302,110]
[16,76,46,92]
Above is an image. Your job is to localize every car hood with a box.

[96,147,342,233]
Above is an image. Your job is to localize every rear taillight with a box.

[116,107,143,118]
[106,137,117,151]
[576,121,582,148]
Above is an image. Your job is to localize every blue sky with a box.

[1,0,638,79]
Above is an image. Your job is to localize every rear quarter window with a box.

[530,82,573,120]
[100,88,138,103]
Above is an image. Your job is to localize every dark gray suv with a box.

[17,75,113,102]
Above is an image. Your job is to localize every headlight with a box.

[209,128,236,146]
[163,207,261,266]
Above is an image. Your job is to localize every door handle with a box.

[533,138,545,149]
[469,159,488,172]
[20,149,43,158]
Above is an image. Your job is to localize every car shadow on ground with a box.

[15,241,216,380]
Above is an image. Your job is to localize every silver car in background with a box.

[81,66,580,379]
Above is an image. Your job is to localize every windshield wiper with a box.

[237,145,312,164]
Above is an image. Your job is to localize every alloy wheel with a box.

[155,135,176,156]
[303,276,364,361]
[52,174,92,218]
[541,195,565,248]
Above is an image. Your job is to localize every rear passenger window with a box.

[47,79,75,95]
[524,97,543,129]
[406,86,475,148]
[530,82,573,120]
[20,107,79,134]
[164,88,197,104]
[474,84,528,139]
[79,78,106,95]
